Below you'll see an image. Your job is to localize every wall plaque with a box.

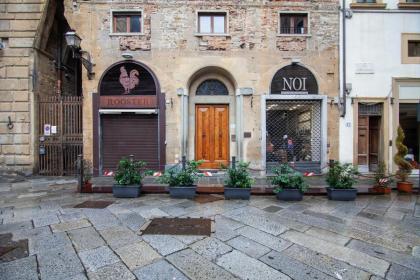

[271,64,318,95]
[100,96,157,109]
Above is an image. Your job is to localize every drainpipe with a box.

[341,0,347,117]
[236,89,242,161]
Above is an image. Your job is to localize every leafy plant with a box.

[394,126,413,182]
[373,161,392,188]
[83,159,93,183]
[114,157,147,185]
[270,164,308,193]
[158,160,203,187]
[326,162,358,189]
[225,161,254,189]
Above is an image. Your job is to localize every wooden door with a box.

[195,105,229,169]
[357,116,369,166]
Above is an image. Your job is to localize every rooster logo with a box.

[119,66,140,94]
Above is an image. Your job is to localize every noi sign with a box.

[271,64,318,95]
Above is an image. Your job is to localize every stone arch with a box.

[270,64,319,95]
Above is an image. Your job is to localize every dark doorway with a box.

[399,103,419,171]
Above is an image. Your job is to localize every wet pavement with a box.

[0,177,419,280]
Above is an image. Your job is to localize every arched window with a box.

[196,79,229,95]
[271,64,318,95]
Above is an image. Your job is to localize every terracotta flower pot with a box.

[81,182,92,193]
[397,181,413,193]
[371,186,391,195]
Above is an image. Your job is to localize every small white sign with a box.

[346,122,351,128]
[44,124,51,136]
[355,63,374,74]
[51,126,57,134]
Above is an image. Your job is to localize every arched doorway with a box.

[187,67,237,169]
[264,64,326,174]
[94,60,165,175]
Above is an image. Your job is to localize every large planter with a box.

[326,187,357,201]
[224,187,251,200]
[113,184,141,198]
[276,189,303,201]
[370,186,391,195]
[169,185,196,199]
[397,181,413,193]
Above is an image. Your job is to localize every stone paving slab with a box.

[235,226,292,252]
[386,263,420,280]
[0,255,38,280]
[282,244,372,280]
[30,232,73,254]
[227,236,271,258]
[167,249,236,280]
[68,227,106,252]
[133,259,189,280]
[51,219,91,232]
[217,250,291,280]
[260,250,337,280]
[281,230,390,277]
[98,226,142,250]
[190,237,232,261]
[87,261,136,280]
[142,234,187,256]
[78,245,120,272]
[37,247,85,280]
[115,241,161,270]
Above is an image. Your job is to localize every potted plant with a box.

[113,157,146,198]
[394,126,413,193]
[371,161,392,194]
[326,162,358,201]
[224,161,254,200]
[81,159,93,193]
[158,160,202,199]
[271,164,308,201]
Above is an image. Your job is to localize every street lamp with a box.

[65,30,94,79]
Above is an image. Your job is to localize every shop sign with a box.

[100,95,157,109]
[271,64,318,95]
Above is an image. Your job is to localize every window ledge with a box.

[277,34,311,37]
[194,33,231,37]
[109,32,145,37]
[398,2,420,9]
[350,3,387,9]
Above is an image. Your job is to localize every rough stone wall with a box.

[63,0,340,170]
[0,0,46,172]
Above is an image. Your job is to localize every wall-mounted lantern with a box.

[65,31,94,80]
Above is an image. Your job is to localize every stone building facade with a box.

[1,0,341,175]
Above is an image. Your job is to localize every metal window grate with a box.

[359,103,383,116]
[266,100,322,173]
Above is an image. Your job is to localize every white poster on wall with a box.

[44,124,51,136]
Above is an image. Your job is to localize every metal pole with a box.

[182,155,186,170]
[77,154,83,193]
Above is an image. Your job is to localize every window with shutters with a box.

[197,11,228,35]
[111,10,143,35]
[278,12,310,36]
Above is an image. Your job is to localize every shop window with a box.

[279,13,308,35]
[398,0,420,9]
[350,0,386,8]
[402,33,420,64]
[197,12,227,35]
[196,79,228,95]
[399,103,419,171]
[111,10,143,34]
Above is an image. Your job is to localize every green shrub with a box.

[270,164,308,193]
[114,157,146,185]
[394,126,413,182]
[326,162,358,189]
[373,161,392,188]
[225,161,254,189]
[158,160,203,187]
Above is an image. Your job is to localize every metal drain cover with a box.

[142,218,211,236]
[73,200,114,209]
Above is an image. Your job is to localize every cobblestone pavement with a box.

[0,177,419,280]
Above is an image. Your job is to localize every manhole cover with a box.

[194,194,224,204]
[263,205,283,213]
[0,233,28,262]
[73,200,114,209]
[142,218,211,236]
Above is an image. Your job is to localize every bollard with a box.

[232,156,236,169]
[182,155,186,170]
[77,154,83,193]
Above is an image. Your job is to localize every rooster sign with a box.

[119,66,140,94]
